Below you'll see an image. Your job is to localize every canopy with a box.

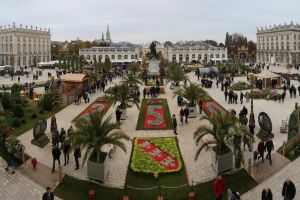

[253,70,280,79]
[61,73,87,83]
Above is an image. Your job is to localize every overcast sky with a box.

[0,0,299,44]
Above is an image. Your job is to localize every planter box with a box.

[211,150,233,174]
[87,153,109,182]
[120,108,127,120]
[188,106,197,118]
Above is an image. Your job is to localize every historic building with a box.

[256,21,300,65]
[94,24,112,46]
[0,23,51,67]
[80,40,227,64]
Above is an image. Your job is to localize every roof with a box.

[253,70,281,79]
[61,73,87,82]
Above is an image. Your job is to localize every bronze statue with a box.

[150,42,157,58]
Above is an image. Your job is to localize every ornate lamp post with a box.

[248,99,255,134]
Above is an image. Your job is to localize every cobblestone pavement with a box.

[0,157,62,200]
[242,155,300,200]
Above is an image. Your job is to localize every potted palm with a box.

[128,62,141,76]
[165,61,189,92]
[193,111,252,173]
[122,72,142,88]
[174,83,207,118]
[71,112,130,182]
[106,83,140,120]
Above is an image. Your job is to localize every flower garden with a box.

[73,96,111,122]
[202,100,229,120]
[136,98,172,130]
[130,137,182,178]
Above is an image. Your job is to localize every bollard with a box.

[247,158,252,175]
[188,192,196,200]
[283,141,286,156]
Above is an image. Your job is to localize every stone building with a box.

[256,21,300,65]
[0,23,51,68]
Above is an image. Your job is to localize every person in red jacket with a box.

[213,175,226,200]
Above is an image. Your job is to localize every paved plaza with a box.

[1,65,300,198]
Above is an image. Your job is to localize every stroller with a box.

[227,188,241,200]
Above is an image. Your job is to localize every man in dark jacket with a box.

[172,114,177,135]
[265,138,274,165]
[183,107,189,124]
[42,187,54,200]
[257,141,265,163]
[262,188,273,200]
[115,107,122,125]
[74,147,81,170]
[198,100,203,114]
[63,140,70,166]
[282,179,296,200]
[52,145,61,173]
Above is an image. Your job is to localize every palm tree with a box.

[165,61,189,86]
[122,72,142,87]
[106,83,140,109]
[71,112,130,165]
[193,111,252,160]
[128,61,141,75]
[174,83,207,107]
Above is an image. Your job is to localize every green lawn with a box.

[136,98,172,130]
[5,105,64,137]
[54,169,256,200]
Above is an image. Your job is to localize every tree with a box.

[122,72,142,87]
[1,92,12,109]
[106,83,140,110]
[164,61,189,86]
[70,112,130,165]
[193,112,253,160]
[103,57,112,73]
[204,40,218,47]
[128,62,141,75]
[174,83,207,107]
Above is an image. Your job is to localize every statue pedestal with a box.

[148,59,160,77]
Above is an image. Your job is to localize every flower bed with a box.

[130,137,182,178]
[202,100,229,120]
[144,86,166,94]
[229,81,252,91]
[136,98,172,130]
[73,96,110,122]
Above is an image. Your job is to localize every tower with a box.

[102,32,104,40]
[106,24,111,42]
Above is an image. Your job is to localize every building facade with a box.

[80,41,227,64]
[257,21,300,65]
[0,23,51,67]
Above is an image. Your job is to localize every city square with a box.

[1,1,300,200]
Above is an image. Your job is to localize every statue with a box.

[33,119,47,140]
[150,42,157,58]
[50,116,57,133]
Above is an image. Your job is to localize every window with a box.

[172,54,176,61]
[10,44,13,52]
[131,55,134,59]
[111,55,115,60]
[287,35,289,40]
[124,55,128,59]
[198,54,201,59]
[87,55,91,60]
[17,44,20,53]
[192,54,195,59]
[23,44,26,53]
[179,54,183,61]
[216,54,220,58]
[222,54,225,58]
[118,55,121,59]
[294,35,296,40]
[185,54,189,61]
[99,55,102,61]
[281,45,284,50]
[276,36,278,40]
[287,45,289,50]
[281,35,283,40]
[210,54,214,58]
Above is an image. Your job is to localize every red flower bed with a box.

[137,139,180,171]
[75,98,110,122]
[144,105,166,129]
[202,100,229,120]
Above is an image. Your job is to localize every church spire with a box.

[102,32,104,40]
[106,24,111,42]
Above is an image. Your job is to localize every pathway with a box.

[0,157,62,200]
[242,155,300,200]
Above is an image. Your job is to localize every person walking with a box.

[240,92,244,104]
[63,140,70,166]
[42,187,54,200]
[265,137,274,165]
[282,179,296,200]
[257,141,265,163]
[51,145,61,173]
[179,107,184,126]
[213,175,226,200]
[184,107,190,124]
[172,114,178,135]
[5,154,15,174]
[224,90,228,102]
[115,107,122,126]
[199,99,203,114]
[74,147,81,170]
[59,128,66,148]
[262,188,273,200]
